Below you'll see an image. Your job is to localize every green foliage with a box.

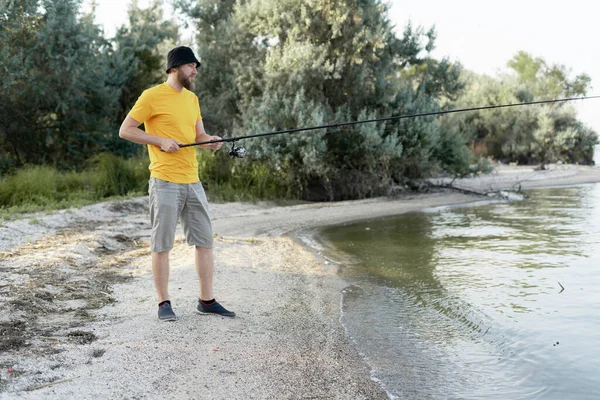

[446,65,598,165]
[432,124,472,177]
[235,89,329,188]
[0,153,150,215]
[507,51,591,99]
[0,0,116,169]
[197,150,294,202]
[0,165,95,213]
[92,153,149,197]
[528,108,597,165]
[231,0,419,115]
[402,56,465,102]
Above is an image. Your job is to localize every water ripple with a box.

[324,184,600,399]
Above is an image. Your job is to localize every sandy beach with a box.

[1,164,600,399]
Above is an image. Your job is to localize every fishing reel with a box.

[228,142,246,159]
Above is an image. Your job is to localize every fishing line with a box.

[183,95,600,158]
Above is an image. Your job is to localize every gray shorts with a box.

[148,178,213,252]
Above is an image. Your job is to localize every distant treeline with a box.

[1,0,596,202]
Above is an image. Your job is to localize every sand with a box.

[1,164,599,399]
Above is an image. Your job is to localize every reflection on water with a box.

[321,185,600,399]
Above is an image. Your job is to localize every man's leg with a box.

[195,246,213,301]
[152,251,171,302]
[153,250,176,321]
[195,246,235,317]
[186,182,235,317]
[148,178,180,321]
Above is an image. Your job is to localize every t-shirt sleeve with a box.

[128,89,153,123]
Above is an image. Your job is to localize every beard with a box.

[177,69,195,91]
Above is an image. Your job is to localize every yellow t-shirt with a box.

[128,82,202,184]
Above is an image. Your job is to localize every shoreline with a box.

[429,163,600,192]
[2,165,600,398]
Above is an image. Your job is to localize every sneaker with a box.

[196,300,236,318]
[158,302,177,321]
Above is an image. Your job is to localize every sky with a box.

[387,1,600,133]
[86,0,600,133]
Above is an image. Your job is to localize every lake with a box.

[319,184,600,399]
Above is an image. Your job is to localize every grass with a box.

[0,151,296,219]
[197,151,295,202]
[0,154,149,219]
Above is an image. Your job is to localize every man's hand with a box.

[205,136,223,151]
[160,138,181,153]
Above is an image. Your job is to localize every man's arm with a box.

[119,116,181,153]
[195,119,223,151]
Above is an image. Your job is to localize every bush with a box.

[92,153,149,197]
[197,150,294,202]
[433,124,472,177]
[0,165,94,212]
[0,154,150,215]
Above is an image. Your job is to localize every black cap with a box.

[166,46,201,73]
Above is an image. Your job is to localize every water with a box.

[319,185,600,399]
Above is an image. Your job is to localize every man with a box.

[119,46,235,321]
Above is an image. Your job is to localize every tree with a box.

[238,0,468,197]
[445,61,597,166]
[507,51,591,99]
[0,0,116,170]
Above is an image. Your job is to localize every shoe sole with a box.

[195,310,235,318]
[158,315,177,321]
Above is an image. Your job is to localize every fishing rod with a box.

[182,95,600,158]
